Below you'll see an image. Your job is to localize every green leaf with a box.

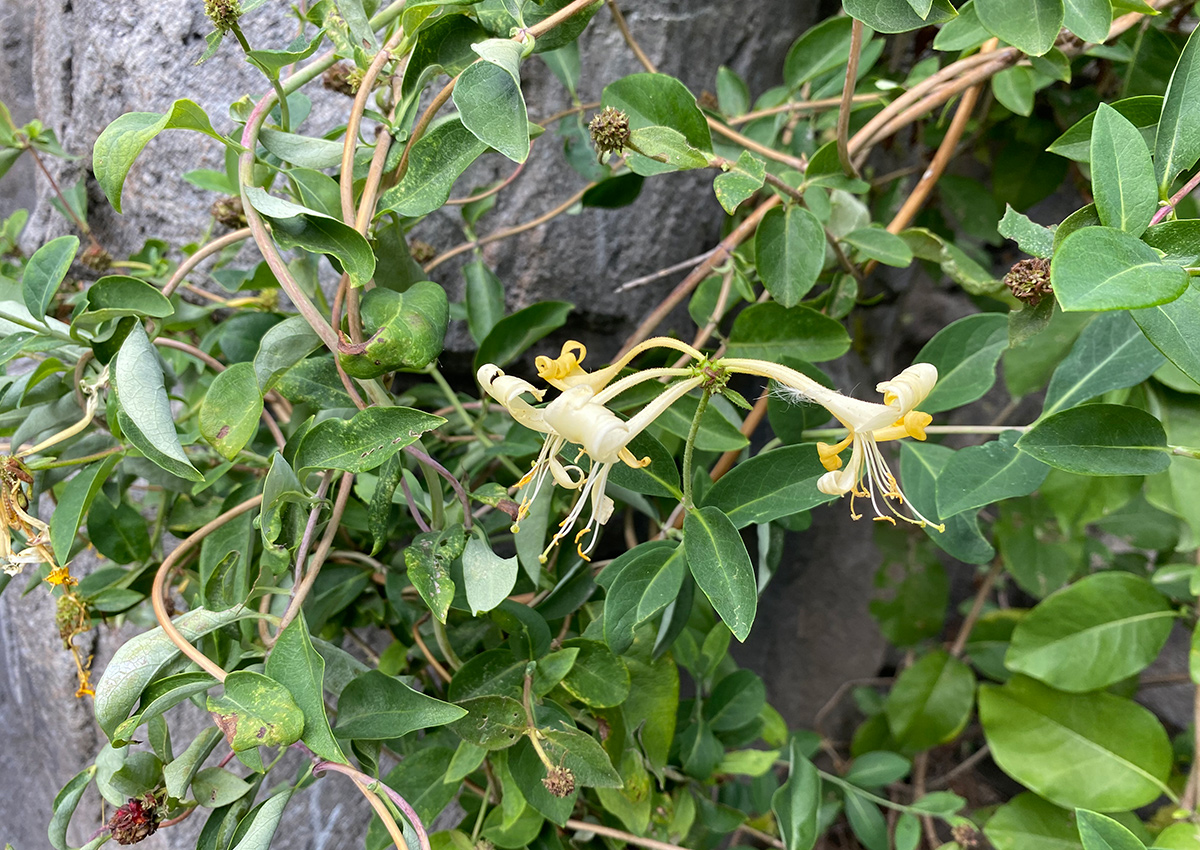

[474,301,572,371]
[243,187,375,288]
[294,406,445,474]
[50,455,120,564]
[1133,282,1200,384]
[713,151,766,214]
[335,670,467,740]
[453,39,529,163]
[1043,311,1164,416]
[264,612,347,764]
[999,206,1054,259]
[601,73,713,176]
[378,117,487,217]
[449,695,526,750]
[603,544,687,655]
[845,791,888,850]
[111,671,217,746]
[93,99,226,212]
[257,128,346,169]
[884,650,976,751]
[936,430,1050,518]
[976,0,1064,55]
[626,126,710,174]
[1050,226,1189,312]
[1090,104,1158,236]
[917,313,1009,414]
[1154,24,1200,192]
[785,16,864,87]
[253,315,321,393]
[463,261,505,345]
[49,766,95,850]
[22,235,78,320]
[409,525,466,623]
[559,638,631,708]
[726,302,851,363]
[702,444,835,528]
[93,605,249,739]
[1048,96,1161,163]
[984,793,1085,850]
[1006,572,1174,691]
[979,675,1172,811]
[338,282,449,378]
[755,205,826,307]
[540,725,623,788]
[842,0,957,32]
[772,738,820,850]
[704,669,766,731]
[206,670,304,752]
[244,31,323,73]
[845,752,913,787]
[842,227,913,268]
[900,442,996,564]
[1064,0,1113,42]
[462,535,518,615]
[74,275,175,328]
[901,227,1002,295]
[192,767,253,808]
[684,506,757,642]
[607,429,682,499]
[1017,404,1171,475]
[1076,810,1147,850]
[199,362,263,461]
[1152,823,1200,849]
[111,324,203,481]
[993,66,1036,116]
[229,788,293,850]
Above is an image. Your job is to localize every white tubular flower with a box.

[481,351,705,561]
[722,358,943,530]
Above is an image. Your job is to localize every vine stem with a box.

[801,425,1029,439]
[423,183,596,272]
[273,471,354,641]
[616,195,780,358]
[311,759,428,850]
[1151,167,1200,226]
[681,389,712,509]
[26,144,103,253]
[730,93,881,126]
[404,443,472,530]
[835,19,865,179]
[563,819,694,850]
[162,227,252,297]
[151,495,265,682]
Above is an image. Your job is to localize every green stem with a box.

[681,388,712,509]
[230,24,290,130]
[1173,445,1200,460]
[431,617,462,670]
[0,308,74,342]
[819,772,960,823]
[25,445,124,470]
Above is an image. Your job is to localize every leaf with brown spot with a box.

[206,671,304,753]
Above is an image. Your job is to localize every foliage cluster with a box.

[4,1,1200,849]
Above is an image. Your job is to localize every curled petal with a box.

[535,341,590,390]
[477,365,545,406]
[876,363,937,415]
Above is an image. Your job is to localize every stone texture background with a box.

[1,1,1191,848]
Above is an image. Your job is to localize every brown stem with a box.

[151,495,265,683]
[949,560,1004,658]
[731,94,881,126]
[564,819,698,850]
[273,472,354,639]
[162,228,252,298]
[424,183,595,272]
[446,158,528,205]
[616,195,779,358]
[27,145,102,252]
[412,616,453,683]
[836,20,865,179]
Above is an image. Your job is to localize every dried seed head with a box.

[323,62,358,97]
[80,244,112,273]
[541,765,576,798]
[204,0,241,32]
[108,795,160,845]
[1003,257,1052,305]
[589,106,631,159]
[951,822,980,848]
[210,196,246,229]
[409,239,436,264]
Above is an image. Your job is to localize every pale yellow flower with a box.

[722,360,943,529]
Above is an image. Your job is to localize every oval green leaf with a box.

[1050,226,1189,312]
[1016,404,1170,475]
[683,506,757,642]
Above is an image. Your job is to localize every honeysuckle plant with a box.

[4,1,1200,849]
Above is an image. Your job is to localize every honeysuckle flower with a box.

[0,457,61,576]
[721,359,944,530]
[479,353,705,561]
